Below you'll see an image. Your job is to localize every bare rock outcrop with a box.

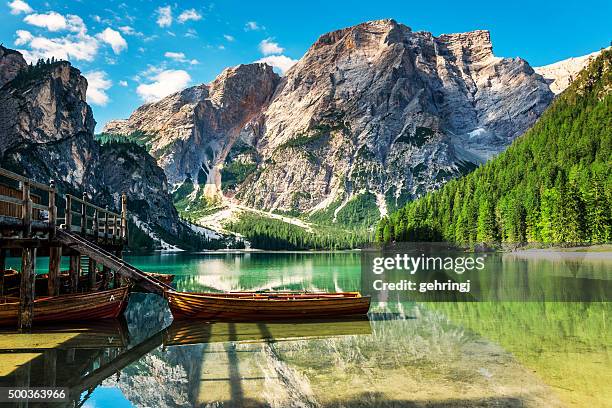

[0,49,184,242]
[103,19,558,225]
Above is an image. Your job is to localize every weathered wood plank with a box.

[48,246,61,296]
[18,248,36,330]
[0,248,5,296]
[88,257,97,290]
[69,255,79,293]
[22,182,32,238]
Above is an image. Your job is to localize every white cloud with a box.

[23,11,86,34]
[223,34,234,42]
[14,30,33,46]
[136,69,191,102]
[8,0,32,15]
[66,15,87,34]
[164,51,198,65]
[84,70,112,106]
[119,80,128,87]
[17,32,99,62]
[118,26,142,36]
[244,21,262,31]
[96,28,127,54]
[177,9,201,23]
[185,28,197,38]
[156,6,172,28]
[259,38,283,55]
[256,55,297,75]
[24,12,67,31]
[164,51,185,60]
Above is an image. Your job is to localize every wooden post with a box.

[48,180,57,239]
[88,257,97,291]
[69,254,79,293]
[22,182,32,238]
[104,206,109,242]
[101,265,111,290]
[0,249,5,297]
[113,250,122,288]
[48,246,61,296]
[65,194,72,231]
[18,247,36,330]
[43,349,57,387]
[121,193,127,242]
[112,214,117,244]
[93,208,99,243]
[81,193,87,235]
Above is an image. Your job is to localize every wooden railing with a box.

[63,193,128,243]
[0,167,127,243]
[0,167,57,238]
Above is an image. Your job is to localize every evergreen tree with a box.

[376,49,612,246]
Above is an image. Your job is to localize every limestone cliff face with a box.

[0,46,27,88]
[239,20,553,215]
[535,49,607,94]
[0,49,182,241]
[104,64,280,199]
[104,20,556,225]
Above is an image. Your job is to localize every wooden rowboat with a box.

[164,316,372,345]
[0,286,129,326]
[165,291,371,320]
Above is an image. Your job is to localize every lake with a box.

[1,251,610,407]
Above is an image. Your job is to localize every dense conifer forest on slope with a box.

[227,213,370,250]
[376,50,612,245]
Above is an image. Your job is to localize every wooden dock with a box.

[0,167,170,330]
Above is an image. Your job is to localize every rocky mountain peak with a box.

[311,19,408,50]
[0,47,198,249]
[535,48,608,94]
[0,45,27,88]
[0,58,94,154]
[436,30,495,64]
[103,20,557,228]
[103,62,280,191]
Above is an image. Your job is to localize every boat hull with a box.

[0,286,129,326]
[166,291,371,320]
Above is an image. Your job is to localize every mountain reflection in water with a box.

[0,251,609,407]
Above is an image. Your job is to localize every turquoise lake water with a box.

[1,251,610,407]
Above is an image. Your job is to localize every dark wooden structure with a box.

[0,167,168,330]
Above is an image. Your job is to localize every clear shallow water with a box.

[1,252,610,407]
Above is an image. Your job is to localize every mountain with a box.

[535,49,606,94]
[102,64,280,197]
[0,46,221,250]
[104,19,555,229]
[377,49,611,244]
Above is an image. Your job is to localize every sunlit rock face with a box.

[0,47,181,236]
[239,20,553,214]
[0,45,27,88]
[103,64,280,200]
[104,20,554,220]
[535,49,606,94]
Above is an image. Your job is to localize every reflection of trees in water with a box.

[105,307,559,407]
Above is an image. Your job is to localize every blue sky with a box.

[3,0,611,132]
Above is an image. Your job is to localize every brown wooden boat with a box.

[165,291,371,320]
[0,286,129,326]
[164,316,372,345]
